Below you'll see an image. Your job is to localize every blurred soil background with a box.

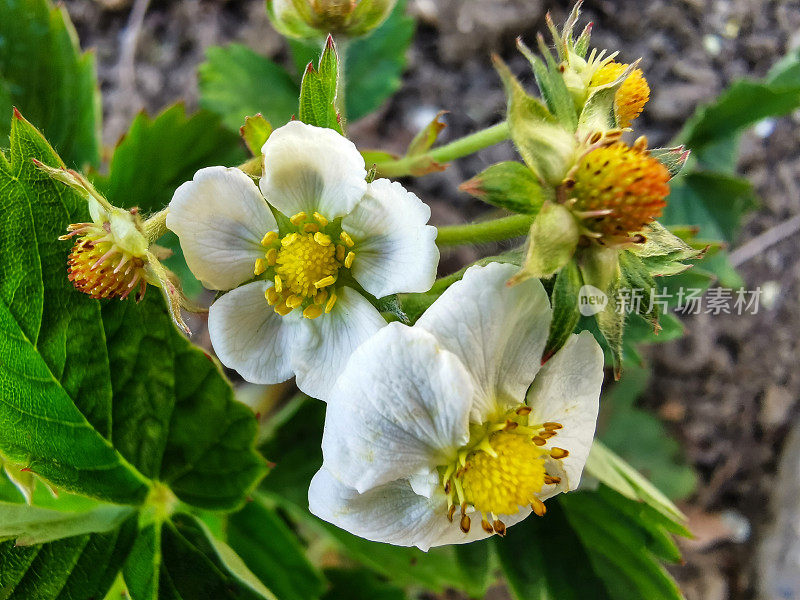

[62,0,800,598]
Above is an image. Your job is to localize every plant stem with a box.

[375,121,510,178]
[335,37,350,132]
[143,208,169,243]
[435,213,534,247]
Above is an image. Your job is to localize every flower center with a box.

[441,405,568,536]
[62,221,147,301]
[254,211,356,319]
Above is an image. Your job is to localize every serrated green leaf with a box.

[298,37,342,133]
[0,0,100,168]
[103,294,267,511]
[0,514,138,600]
[227,498,326,600]
[460,161,546,215]
[199,44,299,131]
[543,259,583,361]
[0,113,150,504]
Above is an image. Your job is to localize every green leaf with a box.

[0,112,150,504]
[460,161,546,215]
[454,539,494,599]
[103,293,268,511]
[543,260,583,362]
[227,498,326,600]
[662,172,757,244]
[199,44,299,131]
[586,439,689,529]
[0,0,100,167]
[321,568,406,600]
[93,104,246,299]
[240,114,273,156]
[0,501,134,546]
[124,514,276,600]
[0,514,138,600]
[496,499,611,600]
[298,36,342,133]
[289,0,414,122]
[559,489,684,600]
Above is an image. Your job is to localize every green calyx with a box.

[267,0,396,40]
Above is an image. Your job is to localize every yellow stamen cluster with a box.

[590,62,650,128]
[441,405,567,536]
[256,211,357,319]
[566,140,670,242]
[62,222,147,301]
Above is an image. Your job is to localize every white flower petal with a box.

[292,286,385,401]
[341,178,439,297]
[309,468,532,551]
[167,167,277,290]
[527,330,604,495]
[323,323,473,493]
[208,280,305,384]
[416,263,552,422]
[259,121,367,220]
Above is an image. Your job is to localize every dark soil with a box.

[62,1,800,598]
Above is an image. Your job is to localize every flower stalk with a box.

[436,213,534,247]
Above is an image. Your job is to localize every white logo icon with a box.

[578,285,608,316]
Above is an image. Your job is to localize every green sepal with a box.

[298,35,343,134]
[510,202,580,284]
[543,259,583,362]
[578,245,624,379]
[494,55,577,186]
[578,61,639,133]
[517,37,578,131]
[460,161,547,215]
[649,146,691,179]
[618,251,659,331]
[628,222,704,277]
[406,110,447,157]
[240,114,273,156]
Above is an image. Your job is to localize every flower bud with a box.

[267,0,397,40]
[590,62,650,127]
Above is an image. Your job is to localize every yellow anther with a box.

[543,422,563,430]
[531,436,547,446]
[254,258,267,276]
[266,248,278,266]
[261,231,278,246]
[531,497,547,517]
[460,513,471,534]
[285,294,303,309]
[314,289,328,305]
[274,275,283,293]
[325,291,337,313]
[314,275,336,289]
[274,302,293,316]
[344,251,355,269]
[493,519,506,536]
[544,475,561,485]
[550,448,569,459]
[313,212,328,226]
[335,244,346,262]
[313,232,332,247]
[303,223,320,233]
[265,287,280,306]
[303,304,324,319]
[289,212,307,226]
[340,231,354,247]
[281,233,299,247]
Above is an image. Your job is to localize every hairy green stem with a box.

[375,121,510,178]
[143,208,170,243]
[435,213,534,247]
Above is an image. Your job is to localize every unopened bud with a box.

[268,0,396,40]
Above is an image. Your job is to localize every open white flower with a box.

[167,121,439,399]
[309,262,604,550]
